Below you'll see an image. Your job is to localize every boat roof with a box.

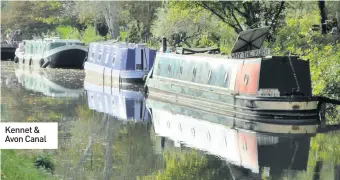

[90,41,148,48]
[24,38,82,43]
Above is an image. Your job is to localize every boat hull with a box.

[146,96,318,135]
[85,62,148,85]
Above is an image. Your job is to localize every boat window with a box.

[191,128,195,137]
[97,49,102,62]
[178,123,182,132]
[224,71,230,87]
[208,70,212,81]
[244,73,249,85]
[193,67,197,77]
[168,65,171,74]
[179,66,183,75]
[243,142,247,151]
[105,51,110,64]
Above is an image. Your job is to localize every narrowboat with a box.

[16,37,88,69]
[145,27,340,125]
[84,42,156,85]
[15,67,84,98]
[150,101,313,178]
[85,78,150,122]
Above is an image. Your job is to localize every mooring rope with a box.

[288,52,301,92]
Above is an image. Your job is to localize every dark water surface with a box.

[1,61,340,180]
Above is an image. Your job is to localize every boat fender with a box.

[14,56,19,63]
[142,75,148,82]
[39,58,45,67]
[41,59,50,68]
[143,85,149,96]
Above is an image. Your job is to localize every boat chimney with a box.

[161,37,167,53]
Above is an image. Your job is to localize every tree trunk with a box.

[103,2,120,40]
[319,1,327,34]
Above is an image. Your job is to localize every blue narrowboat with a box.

[84,42,157,85]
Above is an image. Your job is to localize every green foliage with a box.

[56,26,80,39]
[55,25,105,44]
[1,150,55,180]
[141,150,229,180]
[269,4,340,124]
[127,23,141,43]
[79,25,105,44]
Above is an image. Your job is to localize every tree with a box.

[123,1,162,42]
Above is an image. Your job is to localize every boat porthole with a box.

[244,73,249,85]
[98,54,102,62]
[224,71,229,83]
[208,70,212,81]
[112,53,116,64]
[158,63,161,71]
[178,123,182,132]
[179,66,183,75]
[168,65,171,74]
[167,121,171,128]
[191,128,195,137]
[243,142,247,151]
[193,68,197,77]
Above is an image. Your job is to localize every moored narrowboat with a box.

[84,42,156,85]
[16,37,88,69]
[145,27,340,125]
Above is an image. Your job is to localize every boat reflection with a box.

[84,80,150,122]
[14,66,84,98]
[147,98,316,178]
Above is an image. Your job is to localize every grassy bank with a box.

[1,150,54,180]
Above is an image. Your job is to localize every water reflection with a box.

[14,66,84,98]
[85,81,150,122]
[146,97,335,179]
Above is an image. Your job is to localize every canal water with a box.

[1,61,340,180]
